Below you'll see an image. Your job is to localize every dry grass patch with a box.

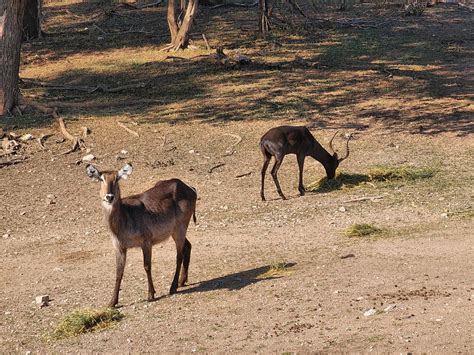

[306,171,370,192]
[50,308,123,340]
[368,165,435,182]
[447,207,474,219]
[307,165,436,193]
[258,262,294,279]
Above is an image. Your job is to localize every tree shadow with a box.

[178,262,297,294]
[11,2,472,137]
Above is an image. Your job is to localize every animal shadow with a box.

[307,172,370,193]
[179,262,297,294]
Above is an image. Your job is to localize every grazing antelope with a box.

[260,126,350,201]
[86,163,197,307]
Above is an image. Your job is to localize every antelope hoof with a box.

[280,195,287,200]
[169,286,177,295]
[299,190,305,196]
[148,291,155,302]
[108,300,118,308]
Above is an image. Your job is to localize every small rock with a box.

[36,295,49,307]
[53,267,63,272]
[19,134,34,142]
[5,311,11,315]
[120,149,128,155]
[364,308,377,317]
[82,154,95,162]
[339,206,346,212]
[384,304,396,312]
[189,149,195,154]
[355,296,364,301]
[440,212,448,218]
[46,194,56,205]
[2,233,9,239]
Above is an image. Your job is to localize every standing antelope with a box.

[86,163,197,307]
[260,126,350,201]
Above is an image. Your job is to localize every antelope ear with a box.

[86,164,101,181]
[118,163,133,180]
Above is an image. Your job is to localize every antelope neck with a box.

[309,142,332,166]
[102,186,123,236]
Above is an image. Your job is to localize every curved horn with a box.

[328,130,339,155]
[338,134,351,162]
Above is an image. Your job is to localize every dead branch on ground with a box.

[37,133,54,150]
[56,118,85,155]
[208,163,225,173]
[202,34,211,50]
[0,157,27,168]
[21,78,149,94]
[18,96,59,118]
[115,0,163,10]
[118,122,140,137]
[222,133,242,156]
[93,24,158,36]
[209,0,258,9]
[82,127,90,138]
[343,195,384,203]
[236,171,252,178]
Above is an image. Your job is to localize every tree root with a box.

[56,117,85,155]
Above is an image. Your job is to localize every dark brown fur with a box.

[260,126,350,201]
[87,164,197,307]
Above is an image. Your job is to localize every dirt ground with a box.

[1,1,473,353]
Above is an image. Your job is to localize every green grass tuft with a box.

[345,223,382,237]
[50,308,123,340]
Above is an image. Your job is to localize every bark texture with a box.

[0,0,27,116]
[166,0,198,51]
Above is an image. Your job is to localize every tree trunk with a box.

[165,0,198,51]
[167,0,178,43]
[259,0,270,34]
[0,0,27,116]
[23,0,41,40]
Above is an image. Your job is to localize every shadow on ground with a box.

[8,2,472,136]
[179,262,297,294]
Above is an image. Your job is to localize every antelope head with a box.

[86,163,133,208]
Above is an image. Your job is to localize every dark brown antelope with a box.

[260,126,350,201]
[86,163,197,307]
